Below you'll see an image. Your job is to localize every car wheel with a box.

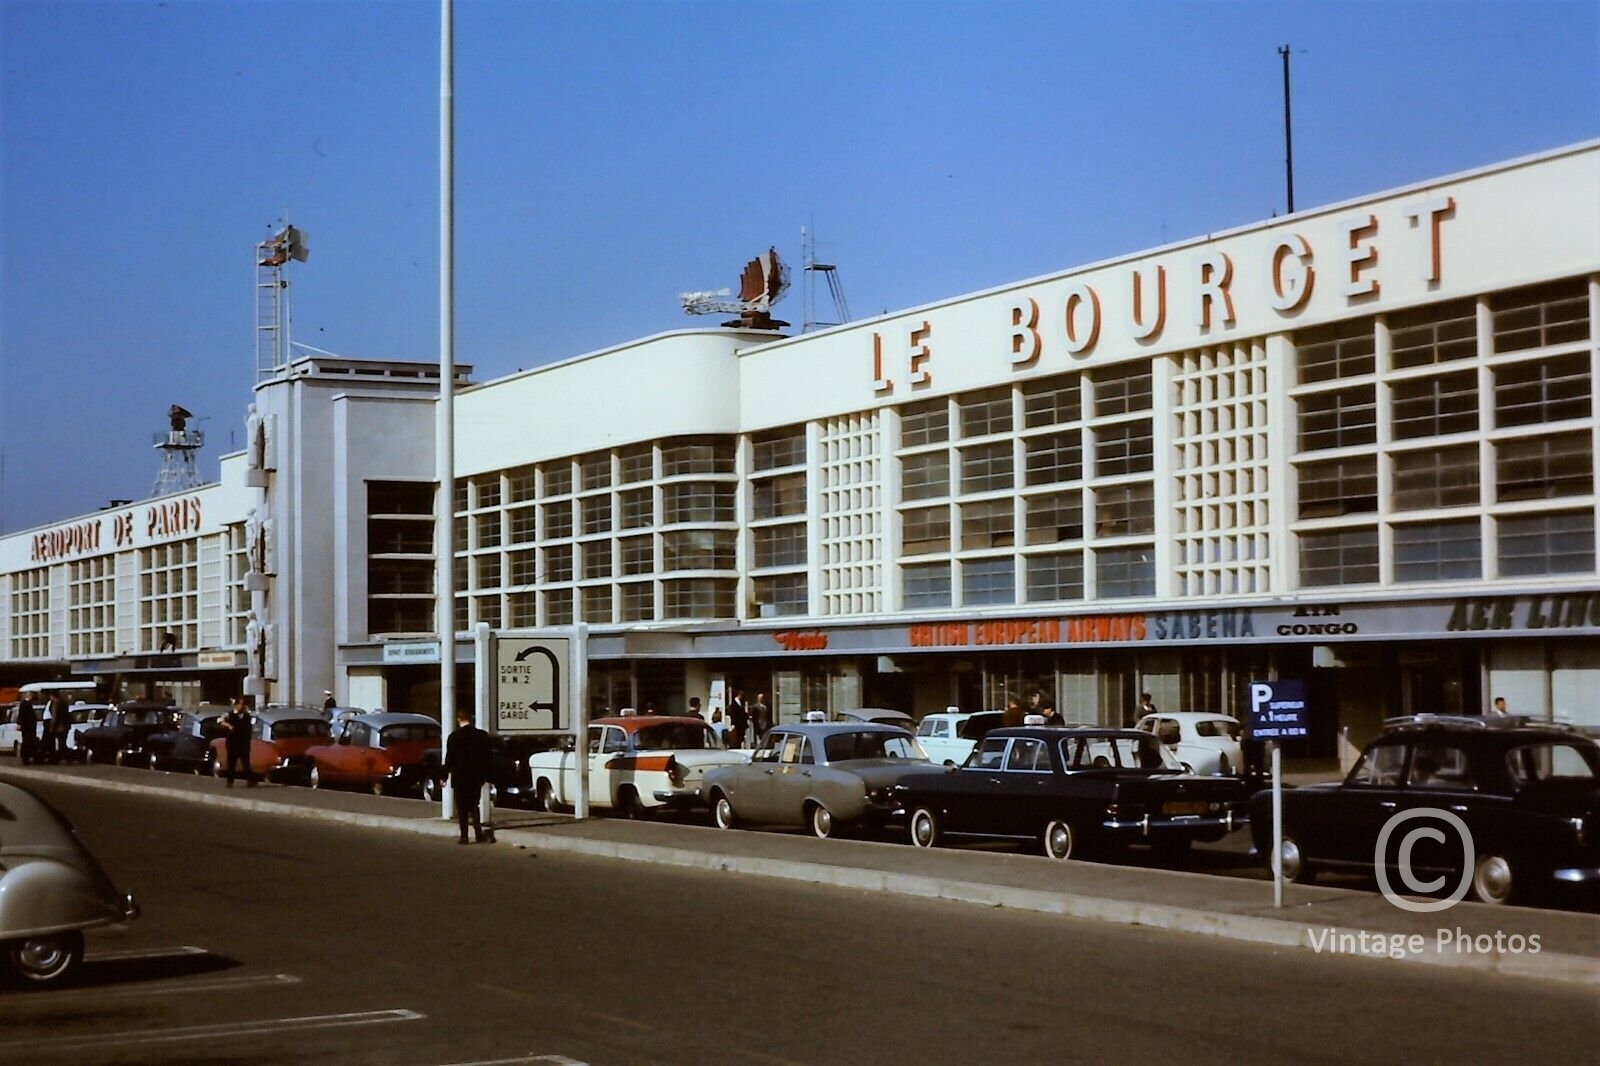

[203,750,218,777]
[1277,835,1314,884]
[1042,820,1079,861]
[309,766,322,790]
[1471,853,1515,906]
[422,777,440,803]
[618,787,648,821]
[908,807,941,849]
[536,779,556,812]
[808,803,836,839]
[5,931,83,988]
[148,750,161,771]
[712,791,739,830]
[114,749,128,767]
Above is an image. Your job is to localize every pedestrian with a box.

[46,692,71,764]
[728,689,748,750]
[1491,696,1509,716]
[751,692,771,747]
[16,694,36,765]
[1002,697,1025,728]
[688,696,704,720]
[1138,692,1157,717]
[444,710,495,844]
[709,707,727,744]
[222,696,257,787]
[1038,700,1065,727]
[323,690,336,712]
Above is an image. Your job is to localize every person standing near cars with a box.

[751,692,772,748]
[47,692,71,764]
[222,697,256,787]
[727,689,748,750]
[444,710,495,844]
[16,694,37,765]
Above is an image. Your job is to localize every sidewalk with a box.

[6,762,1596,986]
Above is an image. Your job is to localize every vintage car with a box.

[208,706,333,782]
[832,707,914,727]
[526,715,748,817]
[146,709,229,773]
[302,712,440,794]
[2,701,109,761]
[0,781,139,987]
[60,703,114,761]
[704,720,930,838]
[1251,715,1600,906]
[892,727,1249,861]
[416,732,569,805]
[1135,711,1244,776]
[75,703,187,766]
[915,710,1003,766]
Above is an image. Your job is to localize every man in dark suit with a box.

[222,696,257,787]
[16,695,37,765]
[444,710,495,844]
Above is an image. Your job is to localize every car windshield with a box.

[631,723,718,750]
[129,709,177,727]
[1506,741,1600,784]
[1195,718,1241,740]
[379,724,441,745]
[270,719,330,740]
[822,731,925,762]
[958,712,1002,740]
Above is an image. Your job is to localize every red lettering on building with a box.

[909,623,970,648]
[773,631,829,652]
[29,518,102,563]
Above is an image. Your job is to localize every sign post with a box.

[1247,679,1309,908]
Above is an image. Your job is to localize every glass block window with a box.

[475,511,501,549]
[1094,420,1153,477]
[545,588,573,626]
[1394,519,1482,582]
[508,591,537,627]
[582,542,612,580]
[471,476,501,509]
[508,549,536,585]
[1023,374,1082,428]
[1025,552,1084,602]
[1490,278,1590,353]
[582,585,613,624]
[1298,456,1378,519]
[902,562,952,608]
[663,482,735,524]
[474,595,502,629]
[959,387,1012,437]
[900,398,950,447]
[901,453,951,501]
[1296,318,1376,383]
[580,495,612,535]
[1389,300,1477,369]
[68,555,115,657]
[753,524,807,568]
[1393,446,1480,511]
[579,452,610,491]
[475,553,501,588]
[961,498,1014,550]
[506,465,537,503]
[619,582,654,622]
[619,487,653,529]
[1095,482,1155,537]
[1494,354,1591,428]
[663,578,737,619]
[1094,546,1155,598]
[753,426,806,471]
[753,573,808,616]
[1024,431,1083,486]
[619,535,653,576]
[1299,527,1379,587]
[1496,432,1595,501]
[663,529,736,571]
[9,567,49,658]
[962,557,1014,605]
[901,505,951,556]
[753,472,806,519]
[1391,371,1478,439]
[1025,491,1084,544]
[1298,386,1377,451]
[542,501,573,540]
[661,438,735,477]
[1498,511,1595,577]
[959,442,1013,493]
[618,446,653,484]
[1092,366,1153,416]
[543,544,573,582]
[507,506,537,544]
[542,461,572,497]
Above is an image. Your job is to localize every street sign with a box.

[492,635,569,733]
[1246,679,1309,741]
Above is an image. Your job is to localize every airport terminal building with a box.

[4,141,1598,757]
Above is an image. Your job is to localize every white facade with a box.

[4,141,1598,749]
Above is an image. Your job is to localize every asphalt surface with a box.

[2,771,1598,1065]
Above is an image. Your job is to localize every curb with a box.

[13,768,1598,987]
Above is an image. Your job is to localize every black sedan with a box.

[146,710,228,774]
[76,704,187,766]
[1251,715,1600,906]
[415,733,568,806]
[892,727,1248,861]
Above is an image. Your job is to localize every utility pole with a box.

[1279,44,1295,215]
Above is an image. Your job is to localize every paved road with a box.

[6,782,1595,1065]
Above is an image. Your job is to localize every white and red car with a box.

[526,715,749,817]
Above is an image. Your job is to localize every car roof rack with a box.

[1381,713,1489,730]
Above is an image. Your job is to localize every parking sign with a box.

[492,636,569,733]
[1246,679,1309,741]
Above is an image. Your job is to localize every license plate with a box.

[1162,800,1208,816]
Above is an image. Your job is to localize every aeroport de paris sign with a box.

[491,635,569,734]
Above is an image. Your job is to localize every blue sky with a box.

[1,0,1596,534]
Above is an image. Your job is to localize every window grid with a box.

[820,412,884,616]
[68,555,116,656]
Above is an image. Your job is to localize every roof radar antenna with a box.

[152,404,205,497]
[255,218,309,382]
[801,224,851,333]
[679,247,791,330]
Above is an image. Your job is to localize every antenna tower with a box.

[152,405,205,496]
[801,225,851,333]
[255,221,309,382]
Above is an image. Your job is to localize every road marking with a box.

[0,1008,423,1053]
[94,972,302,998]
[84,944,209,961]
[433,1057,589,1066]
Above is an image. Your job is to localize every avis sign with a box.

[492,636,569,733]
[1246,679,1309,741]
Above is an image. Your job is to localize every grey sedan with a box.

[703,722,929,839]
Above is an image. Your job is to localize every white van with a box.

[3,682,103,756]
